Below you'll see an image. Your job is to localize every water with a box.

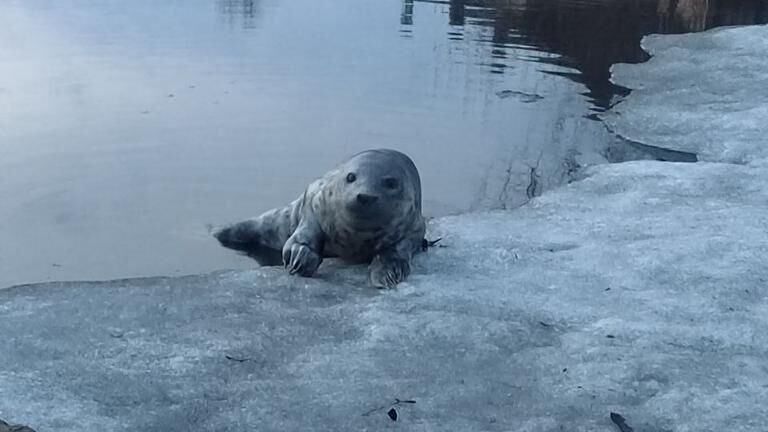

[0,0,765,288]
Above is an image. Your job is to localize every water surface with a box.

[1,0,765,287]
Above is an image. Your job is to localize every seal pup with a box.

[213,148,426,288]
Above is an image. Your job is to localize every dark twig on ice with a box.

[421,237,443,251]
[610,412,634,432]
[362,398,416,417]
[225,355,253,363]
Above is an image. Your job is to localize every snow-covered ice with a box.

[2,24,768,432]
[602,24,768,165]
[3,159,767,431]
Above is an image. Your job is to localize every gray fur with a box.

[213,149,426,288]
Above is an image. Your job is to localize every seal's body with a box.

[213,149,426,288]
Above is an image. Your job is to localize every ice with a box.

[602,24,768,164]
[3,23,768,432]
[2,158,768,431]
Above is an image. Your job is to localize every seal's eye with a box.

[382,177,399,190]
[346,173,357,183]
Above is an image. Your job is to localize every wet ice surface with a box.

[2,159,768,431]
[602,24,768,164]
[4,17,768,432]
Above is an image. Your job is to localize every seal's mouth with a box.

[346,202,383,219]
[345,199,390,228]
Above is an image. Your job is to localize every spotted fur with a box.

[213,149,426,288]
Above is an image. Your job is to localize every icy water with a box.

[1,0,765,288]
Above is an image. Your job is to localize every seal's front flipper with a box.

[369,253,411,288]
[368,235,423,288]
[283,243,323,277]
[281,217,325,278]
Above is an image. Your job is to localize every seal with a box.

[213,148,427,288]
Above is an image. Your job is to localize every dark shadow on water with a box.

[404,0,768,110]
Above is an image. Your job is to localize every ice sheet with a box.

[602,24,768,164]
[2,159,767,431]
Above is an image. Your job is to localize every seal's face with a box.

[328,152,416,229]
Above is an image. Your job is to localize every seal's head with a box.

[325,149,422,229]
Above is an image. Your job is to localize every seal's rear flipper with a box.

[212,220,260,250]
[212,220,284,266]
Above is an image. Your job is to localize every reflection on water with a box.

[401,0,768,108]
[0,0,765,287]
[401,0,414,27]
[217,0,261,29]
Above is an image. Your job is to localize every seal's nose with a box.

[356,193,379,206]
